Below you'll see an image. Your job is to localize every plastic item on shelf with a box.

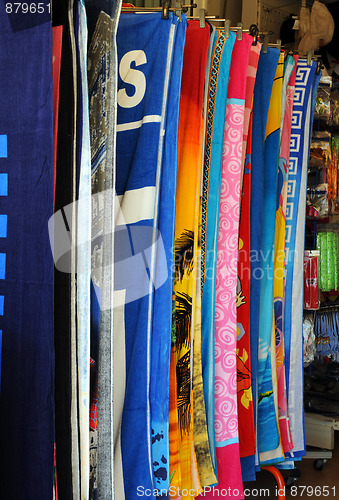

[331,90,339,126]
[304,250,320,310]
[309,131,332,168]
[303,312,316,363]
[314,85,331,120]
[317,231,339,292]
[307,184,329,218]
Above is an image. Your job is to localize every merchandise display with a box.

[1,1,334,499]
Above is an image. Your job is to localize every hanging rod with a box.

[121,4,195,10]
[318,304,339,311]
[121,3,197,19]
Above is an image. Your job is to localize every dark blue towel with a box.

[0,6,54,500]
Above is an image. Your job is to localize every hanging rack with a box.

[319,304,339,311]
[121,2,197,19]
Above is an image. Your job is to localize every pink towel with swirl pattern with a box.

[202,33,252,500]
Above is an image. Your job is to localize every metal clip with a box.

[199,8,205,28]
[316,60,323,75]
[181,2,196,12]
[237,22,243,41]
[263,35,268,53]
[162,0,170,19]
[224,19,230,39]
[173,1,181,21]
[307,49,313,66]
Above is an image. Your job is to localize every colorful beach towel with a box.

[272,55,297,456]
[250,47,280,467]
[203,33,253,500]
[285,61,320,459]
[151,14,187,494]
[116,12,181,499]
[191,25,218,490]
[257,52,284,463]
[237,42,261,460]
[171,21,212,496]
[201,28,236,479]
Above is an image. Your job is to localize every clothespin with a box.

[316,60,323,75]
[277,38,281,51]
[162,0,170,19]
[307,49,314,66]
[175,2,182,22]
[263,35,268,53]
[237,22,243,40]
[249,24,259,46]
[199,8,205,28]
[224,19,230,39]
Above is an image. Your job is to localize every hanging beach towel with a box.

[0,7,54,499]
[257,52,284,464]
[237,42,261,461]
[191,24,218,491]
[75,2,92,498]
[272,54,297,456]
[151,14,187,494]
[115,12,179,499]
[203,33,253,500]
[171,20,212,497]
[87,3,121,496]
[201,28,236,480]
[250,47,280,468]
[285,60,320,460]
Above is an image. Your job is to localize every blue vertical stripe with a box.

[0,254,6,279]
[0,174,8,196]
[0,296,4,315]
[0,136,7,158]
[0,215,7,238]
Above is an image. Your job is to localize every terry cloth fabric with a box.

[75,1,91,498]
[116,12,180,499]
[257,52,284,462]
[191,25,218,491]
[87,3,121,497]
[95,0,121,498]
[52,26,63,211]
[88,11,110,497]
[150,15,187,494]
[250,47,280,467]
[0,8,54,500]
[240,43,262,191]
[66,1,80,496]
[272,55,296,456]
[52,0,77,496]
[201,28,236,480]
[285,62,320,460]
[203,33,252,500]
[237,42,261,461]
[171,21,211,497]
